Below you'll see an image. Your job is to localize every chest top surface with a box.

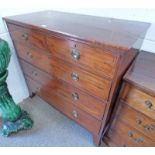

[3,10,150,50]
[124,51,155,95]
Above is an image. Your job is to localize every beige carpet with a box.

[0,96,106,147]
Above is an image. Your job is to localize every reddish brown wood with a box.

[121,83,155,120]
[116,101,155,141]
[124,51,155,96]
[16,43,111,101]
[20,59,106,120]
[4,11,149,146]
[7,23,47,50]
[25,76,102,134]
[104,51,155,147]
[3,11,150,50]
[103,136,118,147]
[107,119,155,147]
[19,59,52,84]
[47,35,117,79]
[93,134,102,146]
[99,48,138,145]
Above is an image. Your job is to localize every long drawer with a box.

[116,101,155,141]
[47,35,117,79]
[20,59,106,120]
[107,119,155,147]
[25,76,102,134]
[8,24,47,50]
[121,83,155,120]
[16,43,111,101]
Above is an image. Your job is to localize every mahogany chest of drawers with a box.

[104,51,155,147]
[3,11,149,145]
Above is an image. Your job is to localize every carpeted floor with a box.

[0,96,106,147]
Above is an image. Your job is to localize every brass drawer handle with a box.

[32,70,38,76]
[128,131,143,143]
[21,33,29,40]
[71,49,80,60]
[136,117,155,131]
[135,117,142,124]
[134,138,143,143]
[71,72,79,81]
[144,100,155,112]
[128,131,133,137]
[72,110,78,118]
[26,52,33,59]
[71,92,79,101]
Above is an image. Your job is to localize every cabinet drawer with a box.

[16,44,111,101]
[8,24,47,50]
[20,59,52,85]
[47,36,117,79]
[21,60,106,120]
[25,76,101,134]
[49,58,111,101]
[121,83,155,120]
[108,119,155,147]
[116,101,155,141]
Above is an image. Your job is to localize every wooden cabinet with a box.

[46,35,117,78]
[3,11,149,146]
[20,60,106,120]
[104,51,155,147]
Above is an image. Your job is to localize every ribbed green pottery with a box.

[0,38,33,136]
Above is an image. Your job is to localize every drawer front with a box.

[116,101,155,141]
[25,76,101,134]
[108,119,155,147]
[47,36,117,79]
[49,58,111,101]
[16,43,52,72]
[21,60,106,120]
[121,83,155,120]
[20,59,52,85]
[8,24,47,50]
[16,43,111,101]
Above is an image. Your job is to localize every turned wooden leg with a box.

[93,134,101,146]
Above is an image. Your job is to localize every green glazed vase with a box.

[0,38,33,136]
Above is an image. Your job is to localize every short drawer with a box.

[121,83,155,120]
[7,24,47,50]
[47,36,117,79]
[22,60,106,120]
[108,119,155,147]
[116,101,155,141]
[25,76,101,134]
[16,43,111,101]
